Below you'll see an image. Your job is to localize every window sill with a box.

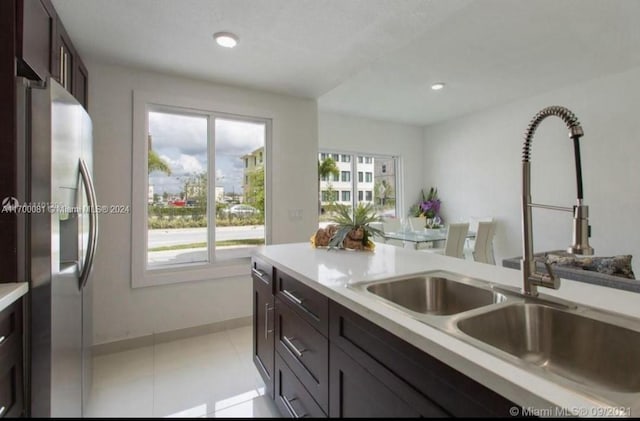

[132,256,251,288]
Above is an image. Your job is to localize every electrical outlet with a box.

[288,209,303,221]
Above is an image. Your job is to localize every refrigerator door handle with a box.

[78,159,98,290]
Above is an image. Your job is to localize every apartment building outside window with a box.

[318,150,399,222]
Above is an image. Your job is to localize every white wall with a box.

[319,111,424,216]
[423,66,640,270]
[87,61,318,345]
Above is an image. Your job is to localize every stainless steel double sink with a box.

[350,271,640,411]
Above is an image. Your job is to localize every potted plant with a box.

[311,203,382,251]
[409,187,442,229]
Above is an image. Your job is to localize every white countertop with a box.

[257,243,640,416]
[0,282,28,312]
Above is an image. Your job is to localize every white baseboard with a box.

[92,315,252,356]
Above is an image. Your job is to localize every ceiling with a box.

[52,0,640,126]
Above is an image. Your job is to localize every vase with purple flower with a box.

[419,187,442,229]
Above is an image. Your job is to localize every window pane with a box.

[147,110,208,268]
[373,157,396,218]
[320,151,398,226]
[215,118,266,253]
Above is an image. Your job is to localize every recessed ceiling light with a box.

[214,32,239,48]
[431,82,445,91]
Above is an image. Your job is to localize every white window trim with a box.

[132,90,272,288]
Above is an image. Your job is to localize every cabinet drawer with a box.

[0,300,22,353]
[275,354,326,418]
[252,257,274,293]
[275,269,328,336]
[329,300,515,417]
[329,343,427,418]
[0,300,23,418]
[0,365,21,418]
[276,298,328,412]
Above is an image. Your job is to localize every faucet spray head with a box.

[567,201,594,255]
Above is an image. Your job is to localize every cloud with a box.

[147,112,265,196]
[215,118,265,156]
[165,154,204,175]
[149,111,208,157]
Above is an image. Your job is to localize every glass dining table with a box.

[382,228,476,250]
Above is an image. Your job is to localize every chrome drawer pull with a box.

[0,406,5,416]
[283,395,307,418]
[283,335,306,358]
[0,335,5,345]
[252,268,270,284]
[264,303,274,339]
[282,289,304,305]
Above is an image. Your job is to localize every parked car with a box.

[223,204,260,217]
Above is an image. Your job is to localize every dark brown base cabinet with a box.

[252,258,275,399]
[252,258,517,418]
[275,354,326,418]
[0,299,24,418]
[330,343,428,418]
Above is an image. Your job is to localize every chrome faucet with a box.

[521,106,594,296]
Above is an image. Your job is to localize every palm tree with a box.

[148,149,172,175]
[318,157,339,214]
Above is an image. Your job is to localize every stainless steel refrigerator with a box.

[16,77,98,417]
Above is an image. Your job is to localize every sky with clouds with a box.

[148,111,264,197]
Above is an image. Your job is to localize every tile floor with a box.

[86,325,280,418]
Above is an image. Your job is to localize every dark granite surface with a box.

[502,251,640,294]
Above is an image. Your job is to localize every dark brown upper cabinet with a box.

[15,0,88,109]
[15,0,56,81]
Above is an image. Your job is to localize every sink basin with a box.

[457,303,640,393]
[365,276,506,316]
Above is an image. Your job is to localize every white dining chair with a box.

[464,216,493,259]
[423,222,469,258]
[408,217,424,231]
[468,221,496,264]
[381,218,404,247]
